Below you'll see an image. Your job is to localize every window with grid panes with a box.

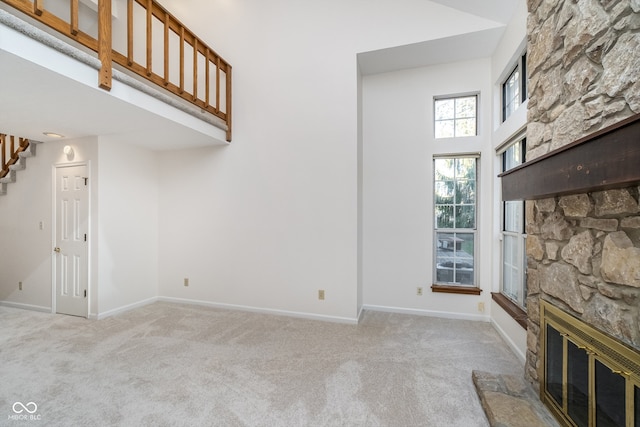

[434,157,478,287]
[434,95,477,139]
[502,52,527,122]
[501,139,527,308]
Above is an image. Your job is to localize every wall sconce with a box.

[63,145,74,160]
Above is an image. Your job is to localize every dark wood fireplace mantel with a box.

[500,113,640,201]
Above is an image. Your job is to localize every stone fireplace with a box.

[502,0,640,425]
[501,111,640,425]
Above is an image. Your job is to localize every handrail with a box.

[0,134,29,179]
[0,0,232,141]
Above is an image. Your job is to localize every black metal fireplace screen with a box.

[540,300,640,427]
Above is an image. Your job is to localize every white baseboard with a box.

[491,318,527,364]
[362,304,491,322]
[158,296,360,324]
[92,296,159,320]
[0,301,51,313]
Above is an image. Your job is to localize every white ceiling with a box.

[429,0,519,25]
[358,27,506,75]
[358,0,519,75]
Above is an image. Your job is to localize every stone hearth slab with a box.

[472,371,560,427]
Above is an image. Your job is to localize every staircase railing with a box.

[1,0,232,141]
[0,134,29,179]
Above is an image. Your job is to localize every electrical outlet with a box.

[417,287,423,296]
[184,278,189,287]
[318,289,325,300]
[19,281,22,291]
[478,302,485,312]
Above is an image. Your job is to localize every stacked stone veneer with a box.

[525,0,640,389]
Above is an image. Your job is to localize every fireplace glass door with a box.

[540,301,640,427]
[595,359,625,426]
[567,340,588,427]
[636,386,640,427]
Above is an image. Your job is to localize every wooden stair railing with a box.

[1,0,232,141]
[0,134,30,179]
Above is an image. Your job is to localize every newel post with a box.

[97,0,112,91]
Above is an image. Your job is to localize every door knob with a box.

[54,247,61,253]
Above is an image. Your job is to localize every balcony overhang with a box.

[0,9,228,150]
[500,113,640,201]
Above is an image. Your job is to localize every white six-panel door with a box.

[54,164,88,317]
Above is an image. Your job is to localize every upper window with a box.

[434,95,477,139]
[434,157,478,288]
[502,52,527,122]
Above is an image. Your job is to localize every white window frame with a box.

[499,137,527,309]
[502,52,527,122]
[434,94,479,139]
[433,155,479,288]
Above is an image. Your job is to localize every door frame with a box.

[51,161,92,318]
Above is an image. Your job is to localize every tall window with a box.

[434,157,477,287]
[502,52,527,122]
[434,95,478,138]
[501,139,526,308]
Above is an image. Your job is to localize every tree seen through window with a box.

[434,157,477,286]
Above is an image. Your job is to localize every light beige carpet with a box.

[0,303,522,426]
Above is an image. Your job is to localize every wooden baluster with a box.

[146,0,152,76]
[205,49,210,108]
[33,0,43,16]
[179,27,184,94]
[127,0,133,66]
[215,56,220,114]
[70,0,79,35]
[10,136,15,160]
[163,12,169,86]
[1,134,6,174]
[193,38,198,101]
[226,64,232,142]
[98,0,112,90]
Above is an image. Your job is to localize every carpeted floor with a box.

[0,303,522,426]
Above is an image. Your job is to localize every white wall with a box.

[0,137,99,313]
[0,140,58,311]
[154,0,503,322]
[361,58,494,320]
[489,0,528,360]
[96,138,159,317]
[357,65,364,317]
[491,299,527,362]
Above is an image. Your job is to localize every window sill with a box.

[431,285,482,295]
[491,292,527,329]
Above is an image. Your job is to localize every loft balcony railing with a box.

[1,0,232,141]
